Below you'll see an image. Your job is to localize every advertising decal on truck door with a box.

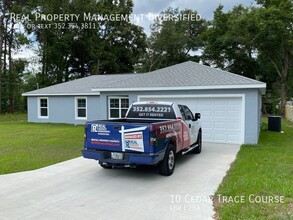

[119,126,147,152]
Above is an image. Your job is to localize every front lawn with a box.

[0,114,84,174]
[214,118,293,219]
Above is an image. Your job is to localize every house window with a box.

[109,97,129,119]
[76,97,87,120]
[38,97,49,118]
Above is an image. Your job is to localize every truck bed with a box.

[84,118,180,154]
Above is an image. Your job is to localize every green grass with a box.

[0,113,27,122]
[0,114,84,174]
[214,118,293,220]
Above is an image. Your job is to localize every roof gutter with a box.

[22,92,101,97]
[92,84,267,95]
[22,84,267,97]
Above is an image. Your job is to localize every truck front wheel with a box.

[193,130,202,154]
[159,144,176,176]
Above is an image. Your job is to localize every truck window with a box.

[127,104,176,119]
[178,105,186,119]
[183,105,194,121]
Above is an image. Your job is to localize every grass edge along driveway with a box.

[0,114,84,175]
[214,118,293,220]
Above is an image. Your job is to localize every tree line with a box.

[0,0,292,115]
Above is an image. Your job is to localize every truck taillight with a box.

[150,137,157,146]
[150,129,157,146]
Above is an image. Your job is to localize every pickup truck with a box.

[82,102,202,176]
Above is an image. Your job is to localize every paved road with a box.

[0,143,240,220]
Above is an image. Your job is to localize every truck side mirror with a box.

[194,113,201,121]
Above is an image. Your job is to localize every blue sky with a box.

[133,0,256,34]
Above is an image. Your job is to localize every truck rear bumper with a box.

[82,149,165,165]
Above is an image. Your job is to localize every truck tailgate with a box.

[85,122,152,153]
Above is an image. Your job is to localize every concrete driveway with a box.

[0,143,240,220]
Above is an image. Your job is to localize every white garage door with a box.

[139,96,244,144]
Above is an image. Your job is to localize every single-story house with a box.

[22,61,266,144]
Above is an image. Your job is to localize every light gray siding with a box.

[244,90,260,144]
[27,88,262,144]
[27,96,100,124]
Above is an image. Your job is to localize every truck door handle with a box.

[189,124,191,128]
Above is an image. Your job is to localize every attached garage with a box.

[138,95,244,144]
[23,61,266,144]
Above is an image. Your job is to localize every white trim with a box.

[92,84,266,94]
[138,94,245,99]
[22,93,100,97]
[22,84,266,97]
[75,97,87,120]
[108,96,129,119]
[138,94,246,144]
[38,97,49,119]
[241,94,246,144]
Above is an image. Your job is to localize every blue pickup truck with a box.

[82,102,202,176]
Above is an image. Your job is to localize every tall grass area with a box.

[0,113,27,122]
[214,118,293,219]
[0,114,84,174]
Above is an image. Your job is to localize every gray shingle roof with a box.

[100,61,264,89]
[23,61,266,96]
[22,74,137,96]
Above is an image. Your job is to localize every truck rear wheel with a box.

[193,130,202,154]
[159,144,176,176]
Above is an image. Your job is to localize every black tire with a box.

[99,162,112,169]
[159,144,176,176]
[193,130,202,154]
